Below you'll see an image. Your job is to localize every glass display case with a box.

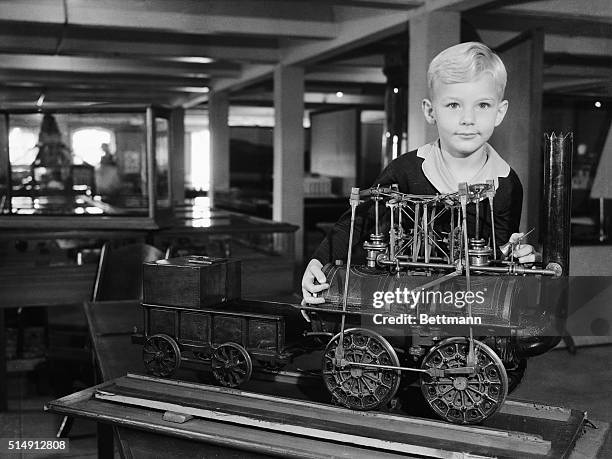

[0,107,174,229]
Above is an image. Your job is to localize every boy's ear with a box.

[422,99,436,125]
[494,99,509,127]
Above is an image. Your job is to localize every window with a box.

[71,128,114,166]
[8,127,38,165]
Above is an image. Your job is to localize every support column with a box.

[170,107,185,205]
[382,49,408,168]
[407,12,460,150]
[273,65,305,264]
[208,91,230,207]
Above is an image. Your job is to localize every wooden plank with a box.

[45,392,439,459]
[106,374,552,457]
[500,400,571,422]
[95,390,478,458]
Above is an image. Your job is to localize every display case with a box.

[0,107,175,229]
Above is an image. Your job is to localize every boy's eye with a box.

[478,102,491,109]
[446,102,459,109]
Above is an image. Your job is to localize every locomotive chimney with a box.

[542,132,573,275]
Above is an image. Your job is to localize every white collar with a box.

[416,140,510,193]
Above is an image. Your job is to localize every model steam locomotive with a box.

[133,133,572,425]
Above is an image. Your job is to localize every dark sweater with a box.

[312,149,523,265]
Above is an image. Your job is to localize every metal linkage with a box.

[361,182,559,277]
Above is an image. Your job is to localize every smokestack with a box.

[542,132,573,275]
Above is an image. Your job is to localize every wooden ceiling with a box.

[0,0,610,110]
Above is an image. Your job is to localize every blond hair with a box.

[427,42,507,100]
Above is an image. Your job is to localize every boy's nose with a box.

[460,109,475,125]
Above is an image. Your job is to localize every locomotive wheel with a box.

[143,334,181,377]
[322,328,401,411]
[211,343,253,388]
[420,337,508,424]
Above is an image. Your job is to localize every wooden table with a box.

[45,299,600,459]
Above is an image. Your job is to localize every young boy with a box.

[302,41,536,304]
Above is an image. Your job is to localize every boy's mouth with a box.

[456,132,478,138]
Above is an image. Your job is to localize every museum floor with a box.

[0,343,611,458]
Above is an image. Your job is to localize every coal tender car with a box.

[132,255,305,388]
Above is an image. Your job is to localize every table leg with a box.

[97,423,114,459]
[0,308,7,411]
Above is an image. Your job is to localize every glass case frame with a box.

[0,106,175,230]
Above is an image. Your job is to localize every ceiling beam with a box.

[543,78,611,93]
[467,12,612,38]
[500,0,612,19]
[329,0,422,8]
[0,1,338,40]
[0,34,280,63]
[306,66,386,84]
[228,90,384,106]
[0,86,198,99]
[1,82,209,94]
[544,53,612,68]
[425,0,503,12]
[0,54,240,78]
[0,19,281,63]
[0,70,209,88]
[544,65,612,79]
[246,0,423,9]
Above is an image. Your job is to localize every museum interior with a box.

[1,0,612,457]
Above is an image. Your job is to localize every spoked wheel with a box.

[322,328,401,411]
[211,343,253,388]
[420,337,508,424]
[143,334,181,377]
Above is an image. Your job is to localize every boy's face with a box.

[422,73,508,158]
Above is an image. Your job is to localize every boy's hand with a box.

[508,232,540,264]
[301,259,329,305]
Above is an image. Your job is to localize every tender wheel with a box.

[143,334,181,377]
[211,343,253,388]
[420,337,508,424]
[322,328,401,410]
